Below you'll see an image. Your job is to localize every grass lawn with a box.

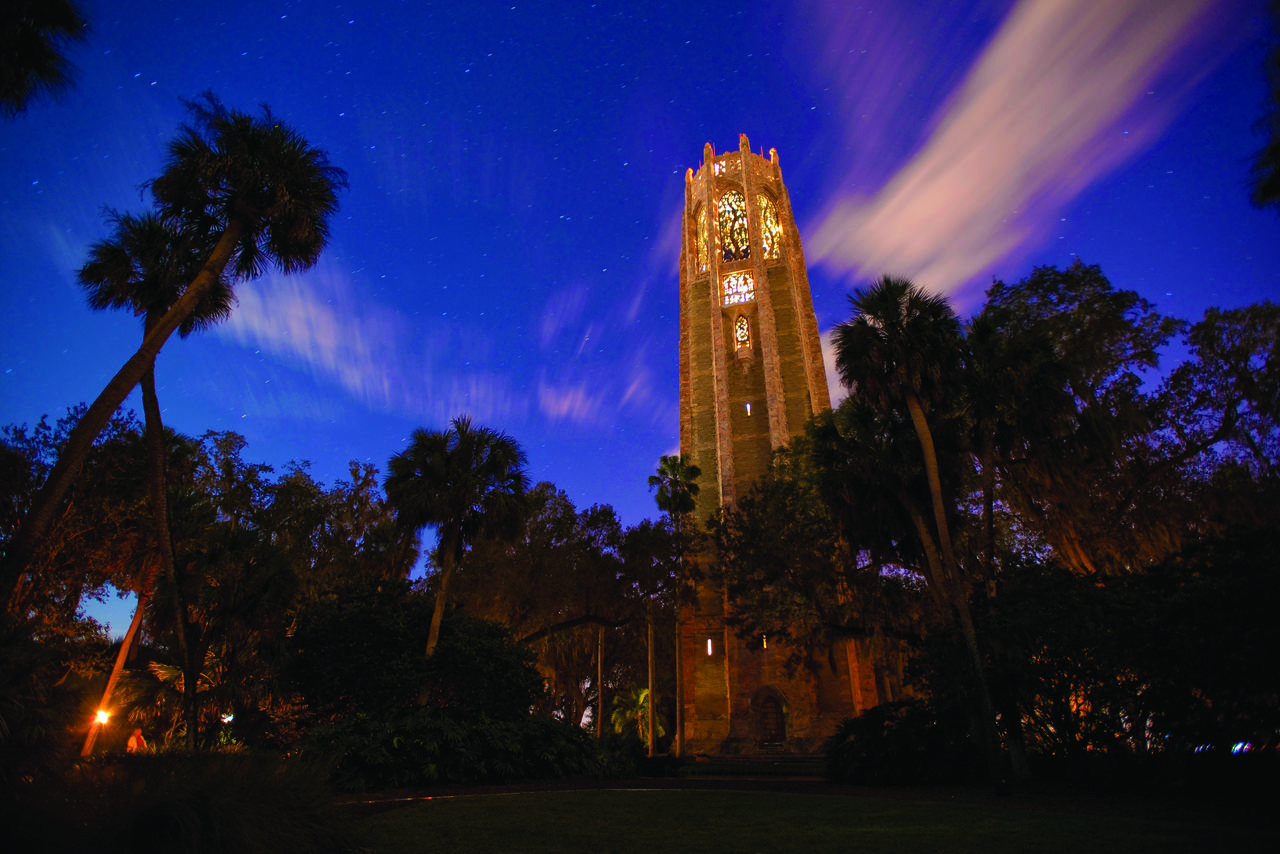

[353,789,1265,853]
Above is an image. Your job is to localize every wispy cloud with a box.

[536,376,602,423]
[820,329,847,409]
[808,0,1227,303]
[218,262,525,423]
[533,273,676,428]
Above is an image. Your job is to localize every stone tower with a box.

[676,135,880,756]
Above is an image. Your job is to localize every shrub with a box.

[4,752,355,854]
[824,700,976,785]
[308,709,605,792]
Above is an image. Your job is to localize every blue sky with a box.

[2,0,1277,633]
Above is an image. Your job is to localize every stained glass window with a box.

[722,271,754,306]
[758,194,782,261]
[718,190,750,262]
[697,208,708,273]
[713,159,738,178]
[735,315,751,351]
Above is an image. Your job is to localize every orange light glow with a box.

[95,710,109,724]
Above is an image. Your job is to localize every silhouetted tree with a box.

[385,416,529,656]
[1,93,346,609]
[0,0,88,118]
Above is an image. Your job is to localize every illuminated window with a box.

[734,314,751,352]
[745,403,752,416]
[722,271,754,306]
[718,189,750,262]
[758,194,782,260]
[762,634,768,649]
[706,638,714,656]
[697,208,708,273]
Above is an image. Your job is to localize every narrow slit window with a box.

[745,403,752,416]
[706,638,714,656]
[734,314,751,351]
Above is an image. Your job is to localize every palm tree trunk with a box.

[903,392,957,582]
[140,361,199,750]
[81,589,149,757]
[425,530,459,657]
[951,589,1008,791]
[673,612,683,757]
[1,221,245,609]
[903,391,1006,789]
[596,625,604,739]
[647,605,655,758]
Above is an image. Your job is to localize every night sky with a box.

[3,1,1278,632]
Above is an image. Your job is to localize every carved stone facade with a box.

[676,135,888,756]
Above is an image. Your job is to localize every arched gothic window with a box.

[734,314,751,352]
[758,194,782,261]
[718,189,750,262]
[722,271,754,306]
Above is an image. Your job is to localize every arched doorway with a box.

[758,694,785,746]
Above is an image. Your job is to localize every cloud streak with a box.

[808,0,1224,302]
[218,263,525,424]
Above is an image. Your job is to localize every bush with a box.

[289,582,544,721]
[824,700,976,785]
[3,752,354,854]
[308,709,607,792]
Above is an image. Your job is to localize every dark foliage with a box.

[0,0,88,118]
[308,709,605,792]
[824,700,976,785]
[4,752,354,854]
[0,617,98,786]
[289,577,544,722]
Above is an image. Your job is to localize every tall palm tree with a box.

[1,0,88,118]
[648,455,701,526]
[648,454,699,756]
[77,212,233,752]
[2,93,346,609]
[385,416,530,657]
[834,276,963,587]
[833,275,1005,787]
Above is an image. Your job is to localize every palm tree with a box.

[648,454,699,757]
[77,211,233,752]
[611,687,665,742]
[834,276,963,587]
[1,93,346,609]
[833,275,1005,788]
[1,0,88,118]
[385,416,530,657]
[648,455,701,526]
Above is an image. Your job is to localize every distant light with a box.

[221,713,235,724]
[96,710,109,724]
[1231,742,1252,755]
[706,638,714,656]
[745,403,752,416]
[762,634,767,649]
